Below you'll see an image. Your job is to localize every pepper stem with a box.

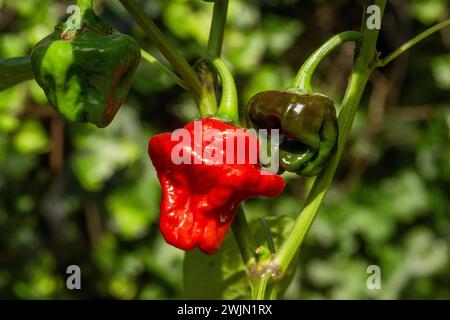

[291,31,363,93]
[140,50,187,90]
[378,19,450,67]
[210,58,239,124]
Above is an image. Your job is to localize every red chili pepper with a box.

[148,117,285,254]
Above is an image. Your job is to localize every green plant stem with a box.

[77,0,92,11]
[275,0,387,285]
[378,19,450,67]
[140,50,187,90]
[195,60,218,114]
[204,0,259,296]
[0,56,34,91]
[207,0,229,57]
[231,206,257,266]
[291,31,363,92]
[119,0,215,115]
[210,58,239,123]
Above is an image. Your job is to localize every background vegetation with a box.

[0,0,449,299]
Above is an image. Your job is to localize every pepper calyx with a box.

[246,90,339,176]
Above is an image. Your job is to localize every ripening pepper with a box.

[148,117,285,254]
[30,7,140,128]
[246,90,338,176]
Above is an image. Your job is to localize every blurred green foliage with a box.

[0,0,449,299]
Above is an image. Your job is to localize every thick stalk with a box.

[64,0,93,34]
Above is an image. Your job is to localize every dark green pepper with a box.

[30,7,140,128]
[246,90,338,176]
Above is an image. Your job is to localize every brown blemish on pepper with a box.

[101,62,134,126]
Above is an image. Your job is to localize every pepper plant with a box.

[1,0,449,300]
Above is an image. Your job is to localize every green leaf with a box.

[183,215,296,299]
[227,31,265,74]
[0,57,34,91]
[243,64,293,103]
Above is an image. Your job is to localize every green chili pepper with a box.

[246,90,338,177]
[30,6,140,128]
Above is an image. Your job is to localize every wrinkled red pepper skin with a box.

[148,118,285,254]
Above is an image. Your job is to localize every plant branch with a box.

[119,0,216,115]
[140,49,187,90]
[276,0,387,275]
[378,19,450,67]
[259,217,276,253]
[207,0,229,57]
[291,31,363,92]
